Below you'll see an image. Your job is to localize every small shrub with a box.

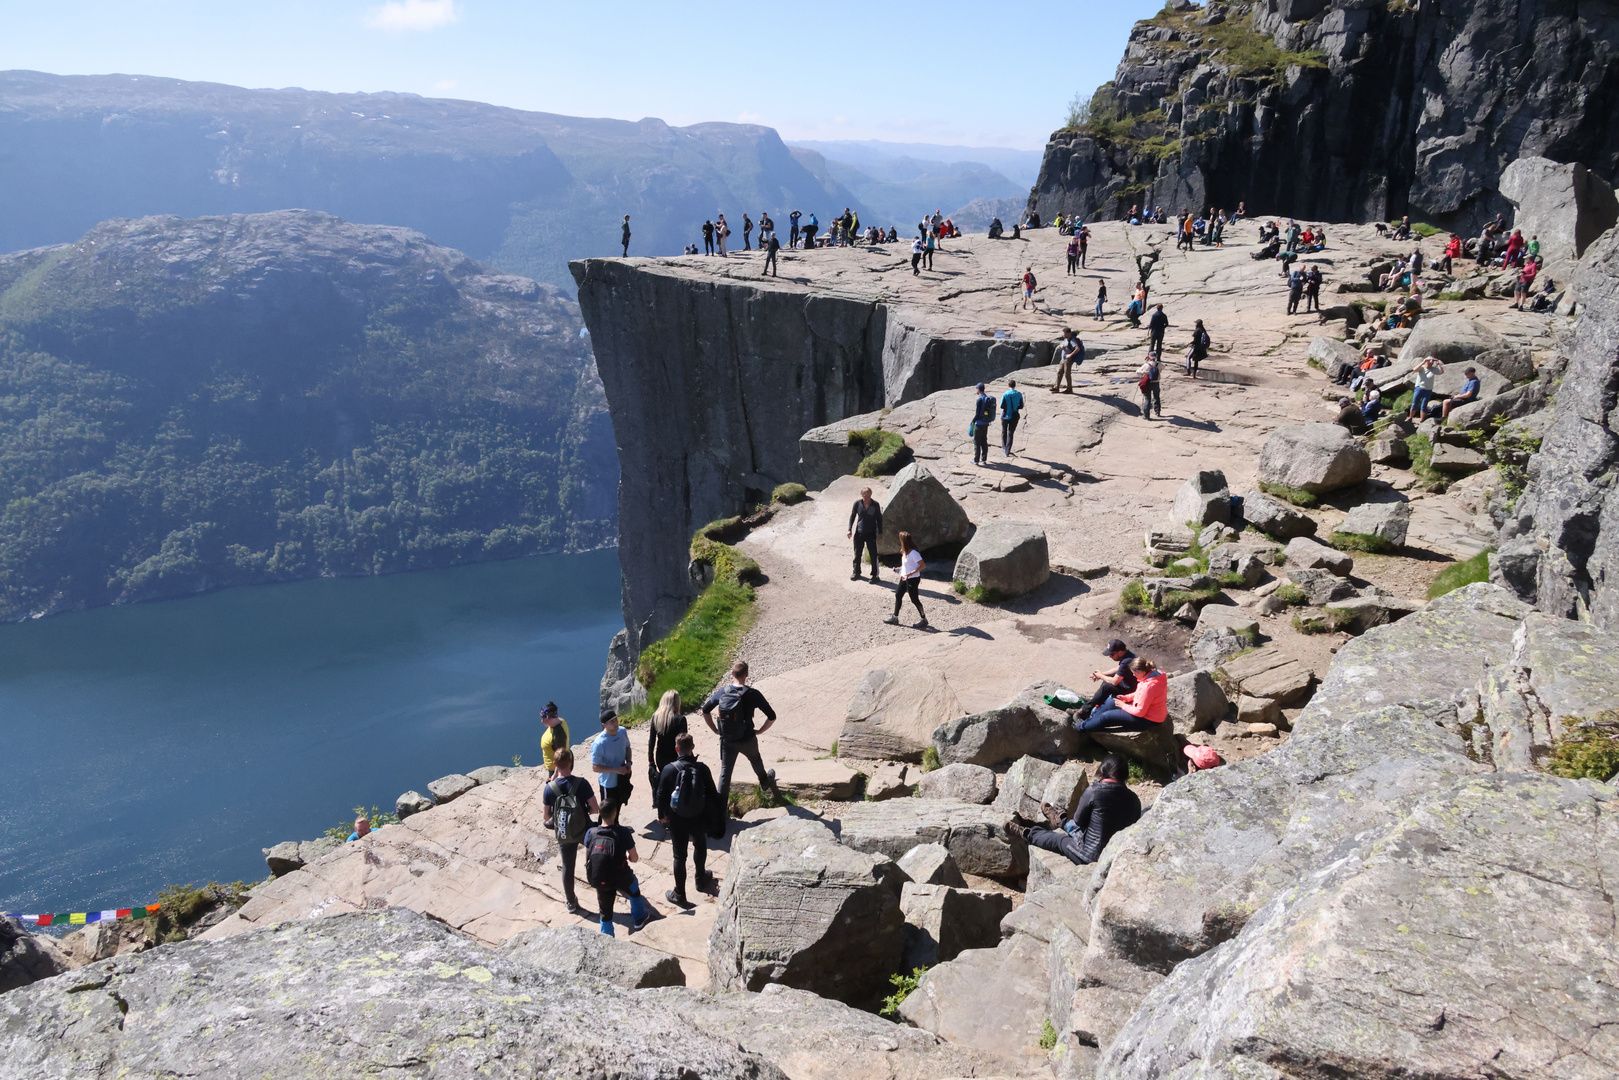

[952,580,966,594]
[1272,550,1287,566]
[1546,712,1619,782]
[1119,578,1151,615]
[957,582,1007,603]
[881,967,930,1018]
[850,429,910,478]
[1292,611,1331,634]
[727,784,797,818]
[1427,550,1491,600]
[1040,1019,1059,1051]
[922,746,941,772]
[829,740,839,757]
[771,482,807,505]
[511,754,523,767]
[1259,481,1318,508]
[1328,530,1395,555]
[154,881,254,944]
[1406,432,1445,486]
[1216,570,1249,588]
[1272,583,1309,607]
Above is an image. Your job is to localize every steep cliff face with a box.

[1494,226,1619,627]
[1028,0,1619,231]
[571,258,1054,663]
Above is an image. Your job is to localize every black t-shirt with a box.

[849,498,883,537]
[704,683,776,742]
[583,822,636,878]
[543,774,593,813]
[1112,651,1139,693]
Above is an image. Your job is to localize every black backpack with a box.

[584,826,626,888]
[550,778,589,846]
[670,760,707,820]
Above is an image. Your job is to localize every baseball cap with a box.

[1184,745,1223,770]
[1103,639,1128,655]
[600,708,618,725]
[975,382,986,390]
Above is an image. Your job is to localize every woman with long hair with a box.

[883,531,928,629]
[1074,656,1167,733]
[646,689,688,789]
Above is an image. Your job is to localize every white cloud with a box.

[365,0,460,33]
[433,79,458,91]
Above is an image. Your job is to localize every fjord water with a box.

[0,551,621,918]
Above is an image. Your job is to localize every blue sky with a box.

[0,0,1163,150]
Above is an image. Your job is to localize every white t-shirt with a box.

[900,550,924,580]
[1415,366,1439,391]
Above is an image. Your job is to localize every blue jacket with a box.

[1000,389,1025,420]
[973,394,996,426]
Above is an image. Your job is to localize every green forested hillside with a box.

[0,210,617,619]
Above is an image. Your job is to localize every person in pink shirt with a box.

[1074,657,1167,733]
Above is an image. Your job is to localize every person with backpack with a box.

[742,213,753,251]
[1185,319,1210,379]
[1051,329,1082,394]
[970,381,995,465]
[646,690,687,791]
[590,709,633,807]
[583,800,650,934]
[701,661,779,809]
[541,747,600,917]
[656,732,720,907]
[1138,353,1162,419]
[1020,267,1037,310]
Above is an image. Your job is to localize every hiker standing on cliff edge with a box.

[702,661,779,812]
[621,215,631,257]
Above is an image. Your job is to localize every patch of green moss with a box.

[1259,481,1319,508]
[1426,550,1491,600]
[850,429,911,478]
[1328,531,1395,555]
[1291,611,1331,634]
[1121,577,1221,618]
[726,783,798,818]
[1272,583,1309,607]
[1546,713,1619,782]
[771,482,807,505]
[1040,1019,1059,1051]
[1406,432,1446,487]
[921,746,941,772]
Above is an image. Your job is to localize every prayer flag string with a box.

[3,905,161,928]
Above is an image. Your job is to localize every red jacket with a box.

[1116,671,1168,723]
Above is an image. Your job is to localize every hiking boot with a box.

[883,615,900,625]
[916,618,929,629]
[869,574,881,583]
[565,901,586,917]
[665,889,694,910]
[632,911,651,932]
[1041,803,1064,830]
[851,572,861,580]
[697,871,719,895]
[1003,820,1027,841]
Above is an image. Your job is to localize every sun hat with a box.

[1184,744,1223,770]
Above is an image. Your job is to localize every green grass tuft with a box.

[1121,576,1221,618]
[726,783,797,818]
[1546,712,1619,782]
[771,482,808,505]
[881,967,930,1018]
[850,429,911,478]
[1272,583,1309,607]
[1259,481,1319,508]
[1405,432,1447,487]
[1291,611,1331,634]
[1426,550,1491,600]
[922,746,941,772]
[1328,531,1396,555]
[1040,1019,1059,1052]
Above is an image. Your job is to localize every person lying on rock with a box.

[1005,753,1141,865]
[1072,657,1167,734]
[1075,639,1137,721]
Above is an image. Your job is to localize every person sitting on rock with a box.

[1072,657,1167,734]
[1431,366,1482,422]
[1005,753,1141,865]
[1360,378,1384,425]
[1076,639,1138,721]
[1335,396,1369,436]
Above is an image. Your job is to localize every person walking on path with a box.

[591,709,633,807]
[1052,328,1082,393]
[539,701,571,776]
[848,486,884,581]
[701,661,779,809]
[1079,223,1090,268]
[762,232,781,277]
[1094,279,1107,321]
[620,215,631,257]
[1148,303,1168,352]
[716,215,730,256]
[883,531,928,628]
[1138,352,1162,419]
[702,219,715,256]
[645,690,688,791]
[742,214,753,251]
[583,800,650,935]
[1004,754,1141,865]
[971,382,995,464]
[1185,319,1210,378]
[542,747,600,917]
[1020,267,1038,310]
[655,732,720,907]
[1000,379,1025,456]
[1066,234,1080,275]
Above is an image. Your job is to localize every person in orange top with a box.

[1074,657,1167,733]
